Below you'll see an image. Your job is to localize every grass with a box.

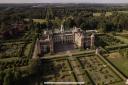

[97,34,123,46]
[24,43,32,57]
[24,18,47,24]
[118,11,128,14]
[33,19,47,23]
[93,11,128,16]
[93,13,101,16]
[78,54,122,85]
[0,42,25,58]
[105,12,112,16]
[93,12,112,17]
[0,57,19,62]
[42,59,76,82]
[114,35,128,44]
[107,53,128,77]
[117,34,128,39]
[111,81,125,85]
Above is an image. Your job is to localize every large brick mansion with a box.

[33,25,95,56]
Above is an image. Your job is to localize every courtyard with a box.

[54,43,75,53]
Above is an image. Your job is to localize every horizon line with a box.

[0,2,128,4]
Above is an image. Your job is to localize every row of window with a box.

[53,36,73,42]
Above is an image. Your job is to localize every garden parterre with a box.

[77,54,122,85]
[96,34,124,47]
[42,59,76,82]
[41,53,124,85]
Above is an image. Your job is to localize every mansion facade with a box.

[33,25,95,57]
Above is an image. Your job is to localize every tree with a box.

[29,58,42,74]
[98,22,106,33]
[0,71,4,85]
[13,70,21,85]
[0,22,6,33]
[47,20,53,29]
[74,16,83,27]
[53,17,62,28]
[63,17,75,28]
[46,6,54,20]
[80,23,87,31]
[3,70,13,85]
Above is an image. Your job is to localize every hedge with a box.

[66,58,78,82]
[105,44,128,51]
[28,35,38,59]
[77,57,95,85]
[97,53,127,80]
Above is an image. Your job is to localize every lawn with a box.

[116,34,128,39]
[107,55,128,77]
[24,18,47,24]
[105,12,112,16]
[0,57,19,62]
[93,12,112,17]
[33,19,47,23]
[24,43,32,57]
[118,11,128,14]
[93,13,101,16]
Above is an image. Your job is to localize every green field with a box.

[107,52,128,77]
[24,19,47,24]
[118,11,128,14]
[93,12,112,16]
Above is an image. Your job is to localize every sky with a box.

[0,0,128,3]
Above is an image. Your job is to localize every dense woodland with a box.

[0,4,128,39]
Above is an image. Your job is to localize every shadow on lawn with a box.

[41,59,62,81]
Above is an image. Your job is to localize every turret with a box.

[32,38,41,59]
[49,34,54,54]
[81,33,85,49]
[60,24,64,33]
[90,33,95,49]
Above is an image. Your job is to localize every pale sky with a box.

[0,0,127,3]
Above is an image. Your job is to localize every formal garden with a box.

[0,41,34,71]
[42,59,76,82]
[77,54,122,85]
[96,34,124,47]
[40,32,128,85]
[1,30,128,85]
[40,52,125,85]
[41,57,93,85]
[102,48,128,78]
[0,24,38,85]
[0,42,25,58]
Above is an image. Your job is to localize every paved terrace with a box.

[41,50,95,59]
